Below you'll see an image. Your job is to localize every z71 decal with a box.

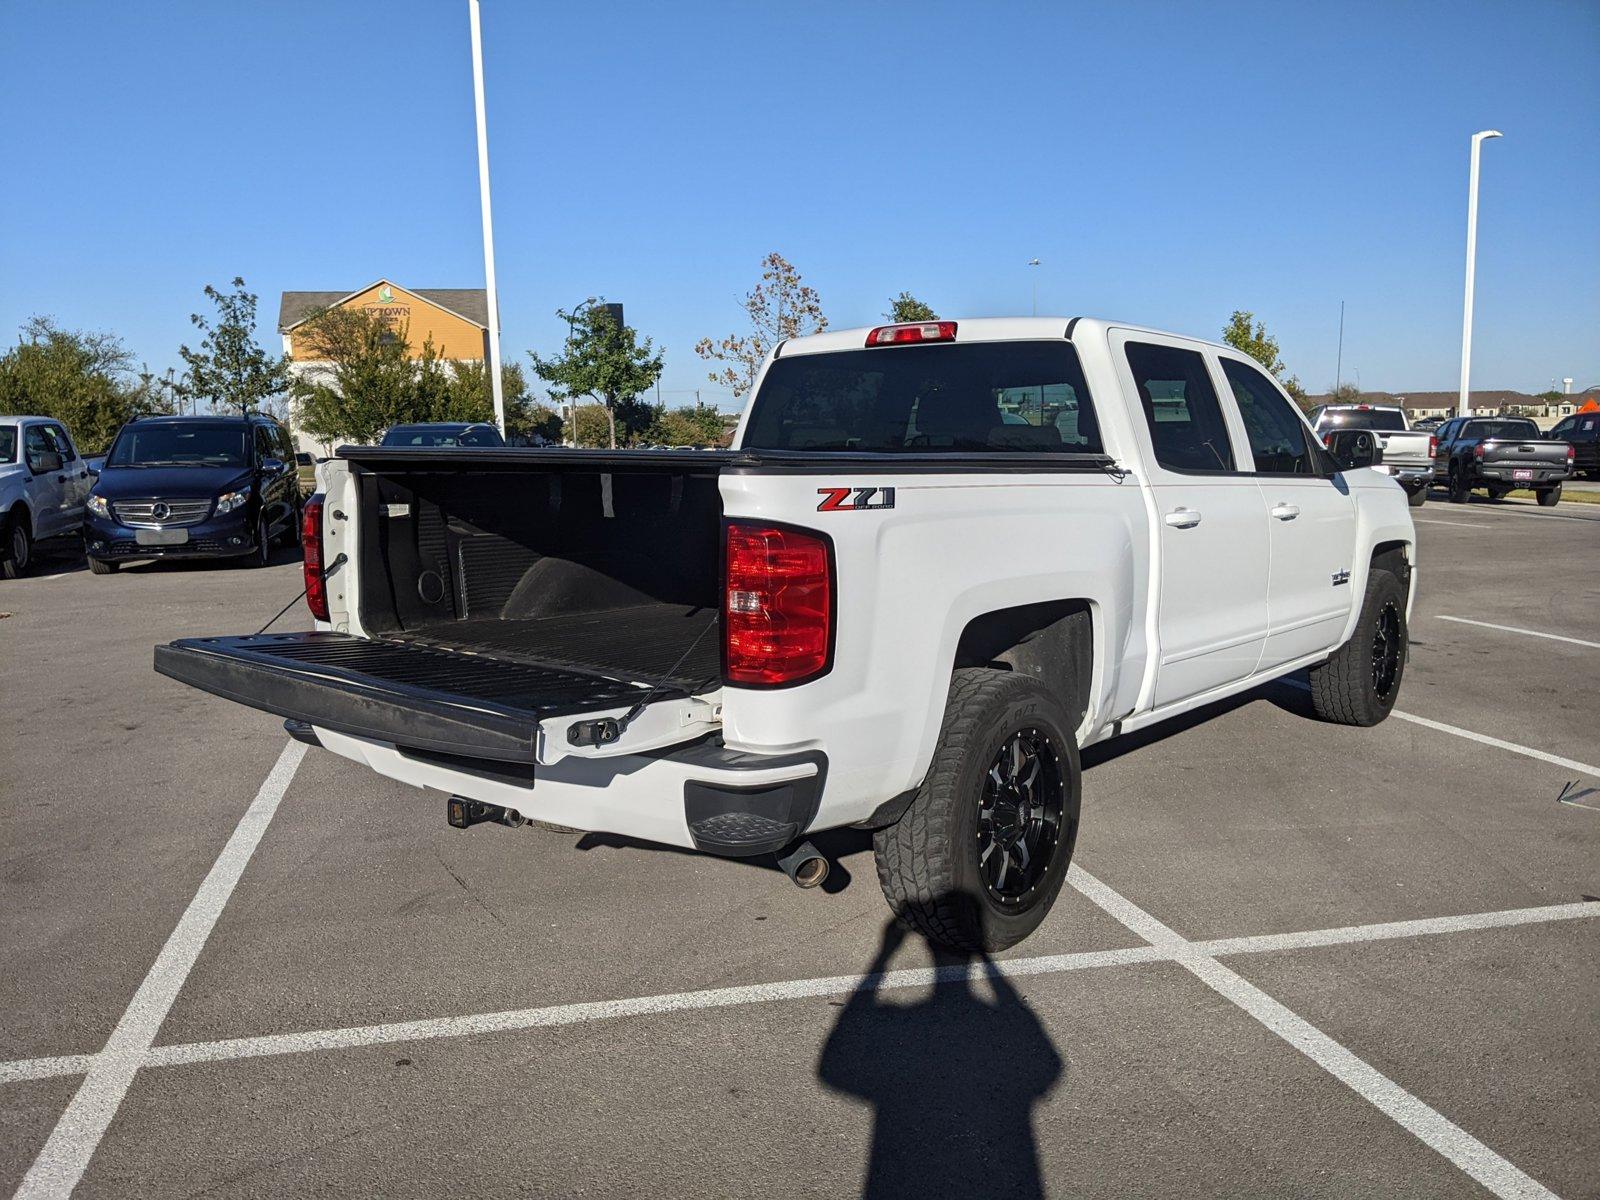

[817,486,896,512]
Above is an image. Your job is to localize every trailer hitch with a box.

[446,796,527,830]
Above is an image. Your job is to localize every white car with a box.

[0,414,92,578]
[158,318,1417,950]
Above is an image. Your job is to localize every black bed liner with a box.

[154,632,680,763]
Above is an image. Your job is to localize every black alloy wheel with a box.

[977,728,1066,908]
[1371,600,1401,702]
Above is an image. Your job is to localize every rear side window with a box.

[1220,359,1318,475]
[1125,342,1235,473]
[742,341,1102,454]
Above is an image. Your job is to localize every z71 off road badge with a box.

[1331,569,1351,586]
[817,486,895,512]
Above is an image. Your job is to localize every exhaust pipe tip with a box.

[777,840,830,889]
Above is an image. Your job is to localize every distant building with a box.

[278,280,491,452]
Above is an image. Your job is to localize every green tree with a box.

[0,317,170,452]
[529,299,664,449]
[885,292,937,322]
[289,306,418,444]
[1222,310,1305,402]
[646,404,727,446]
[695,252,827,398]
[1326,383,1362,404]
[179,277,290,419]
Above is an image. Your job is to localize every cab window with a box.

[1125,342,1235,473]
[1219,358,1318,474]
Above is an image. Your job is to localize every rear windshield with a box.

[742,341,1102,454]
[1317,408,1408,432]
[107,423,249,467]
[1469,420,1539,440]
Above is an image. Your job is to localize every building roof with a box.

[277,282,489,332]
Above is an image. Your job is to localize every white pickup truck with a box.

[157,318,1417,950]
[1308,404,1436,507]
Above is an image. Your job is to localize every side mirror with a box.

[1324,429,1382,471]
[29,450,64,475]
[86,458,103,476]
[259,457,285,474]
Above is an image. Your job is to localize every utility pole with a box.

[468,0,505,434]
[1457,130,1502,418]
[1334,300,1345,397]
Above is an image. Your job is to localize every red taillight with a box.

[723,522,832,686]
[1568,444,1577,463]
[1428,435,1438,458]
[865,321,957,347]
[1473,443,1485,459]
[302,494,329,622]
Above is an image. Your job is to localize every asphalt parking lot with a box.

[2,496,1597,1199]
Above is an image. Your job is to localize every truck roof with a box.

[776,316,1235,357]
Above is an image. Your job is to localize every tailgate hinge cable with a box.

[567,613,722,747]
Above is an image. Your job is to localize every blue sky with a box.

[3,0,1596,408]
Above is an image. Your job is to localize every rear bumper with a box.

[1378,463,1432,489]
[297,721,826,855]
[1475,465,1572,486]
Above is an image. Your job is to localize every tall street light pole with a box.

[1027,258,1041,317]
[1457,129,1502,419]
[468,0,505,434]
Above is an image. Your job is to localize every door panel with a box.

[22,426,67,538]
[1255,478,1357,667]
[1113,333,1269,707]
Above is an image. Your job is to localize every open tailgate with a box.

[154,632,692,764]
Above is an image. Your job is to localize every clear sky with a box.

[2,0,1596,408]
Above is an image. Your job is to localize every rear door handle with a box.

[1164,508,1202,529]
[1270,504,1300,521]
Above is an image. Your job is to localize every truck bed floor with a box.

[404,603,723,692]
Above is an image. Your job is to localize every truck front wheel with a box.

[1308,567,1407,726]
[1407,484,1427,507]
[1447,467,1472,504]
[873,669,1081,952]
[1537,485,1562,507]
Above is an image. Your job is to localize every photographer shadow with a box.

[817,903,1063,1199]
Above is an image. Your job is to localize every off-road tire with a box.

[87,556,118,575]
[1447,467,1471,504]
[1406,486,1427,507]
[873,669,1081,952]
[1537,485,1562,507]
[2,517,32,579]
[1308,567,1407,726]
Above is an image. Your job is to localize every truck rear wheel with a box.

[1407,485,1427,507]
[873,669,1081,952]
[1308,567,1407,727]
[2,517,32,579]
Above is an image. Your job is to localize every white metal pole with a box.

[469,0,505,434]
[1457,130,1501,419]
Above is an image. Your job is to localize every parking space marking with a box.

[1412,518,1490,528]
[3,896,1594,1089]
[1068,867,1562,1200]
[1284,681,1600,779]
[1435,616,1600,650]
[14,740,306,1200]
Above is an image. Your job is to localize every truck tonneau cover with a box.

[154,632,679,763]
[335,445,1117,474]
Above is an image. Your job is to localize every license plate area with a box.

[1513,469,1534,481]
[136,527,190,546]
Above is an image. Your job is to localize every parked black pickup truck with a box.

[1431,416,1575,506]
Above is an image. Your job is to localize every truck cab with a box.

[0,414,92,578]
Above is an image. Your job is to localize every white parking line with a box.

[3,897,1594,1087]
[1283,680,1600,778]
[14,741,306,1200]
[1412,518,1489,529]
[1068,867,1562,1200]
[1436,615,1600,650]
